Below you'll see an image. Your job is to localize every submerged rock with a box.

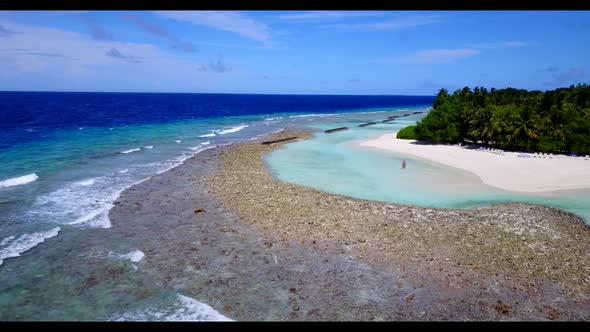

[206,129,590,321]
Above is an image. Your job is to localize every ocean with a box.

[0,91,434,320]
[1,91,588,320]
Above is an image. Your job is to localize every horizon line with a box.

[0,90,438,97]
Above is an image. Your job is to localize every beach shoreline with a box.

[107,129,590,321]
[107,132,444,321]
[206,130,589,320]
[358,133,590,193]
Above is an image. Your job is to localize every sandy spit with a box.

[359,133,590,193]
[207,130,590,321]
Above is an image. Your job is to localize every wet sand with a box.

[360,133,590,193]
[110,130,590,321]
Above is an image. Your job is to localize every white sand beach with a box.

[359,133,590,193]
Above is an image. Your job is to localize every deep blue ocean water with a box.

[0,91,434,320]
[0,92,433,148]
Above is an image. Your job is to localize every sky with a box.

[0,10,588,95]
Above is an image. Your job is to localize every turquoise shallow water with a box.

[0,104,429,320]
[265,112,590,224]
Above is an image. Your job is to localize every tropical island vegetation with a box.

[397,84,590,154]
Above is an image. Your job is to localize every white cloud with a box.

[153,11,273,45]
[376,48,480,64]
[278,11,386,20]
[0,21,235,92]
[198,56,232,73]
[317,15,442,30]
[372,41,530,67]
[122,13,196,53]
[465,41,533,49]
[0,21,197,70]
[555,67,585,82]
[45,11,89,15]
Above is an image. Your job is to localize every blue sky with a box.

[0,10,588,95]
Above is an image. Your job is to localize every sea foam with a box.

[289,113,338,118]
[154,145,217,175]
[198,133,216,138]
[0,227,61,265]
[68,205,112,228]
[111,294,232,321]
[119,250,145,263]
[75,178,95,186]
[0,173,39,188]
[0,235,16,247]
[216,125,248,135]
[28,139,217,233]
[121,148,141,154]
[30,176,117,229]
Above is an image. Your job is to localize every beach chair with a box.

[549,153,553,159]
[586,155,589,160]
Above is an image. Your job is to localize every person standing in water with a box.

[402,160,406,169]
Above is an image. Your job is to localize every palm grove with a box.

[397,84,590,154]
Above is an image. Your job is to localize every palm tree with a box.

[512,113,540,150]
[468,106,495,147]
[542,118,566,151]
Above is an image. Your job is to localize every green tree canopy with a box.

[401,84,590,154]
